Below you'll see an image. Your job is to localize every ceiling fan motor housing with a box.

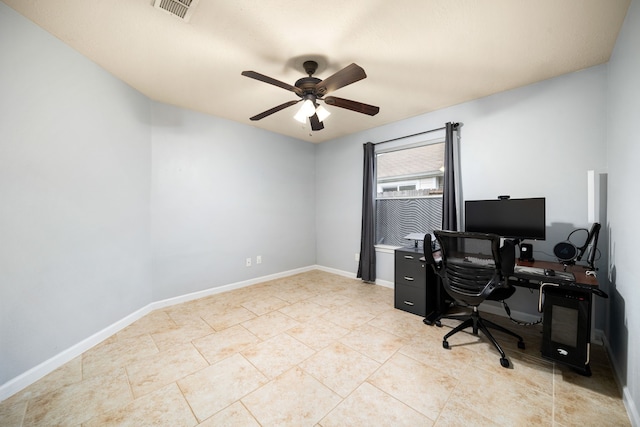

[295,77,322,97]
[303,60,319,76]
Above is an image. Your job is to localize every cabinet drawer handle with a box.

[404,255,414,259]
[403,301,415,306]
[404,276,414,281]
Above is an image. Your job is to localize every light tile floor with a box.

[0,270,630,426]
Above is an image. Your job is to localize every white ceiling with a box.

[3,0,630,143]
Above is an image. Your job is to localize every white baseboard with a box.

[314,265,394,288]
[591,328,605,346]
[0,265,316,402]
[375,279,394,289]
[602,335,639,427]
[314,264,357,279]
[150,266,316,310]
[623,387,640,427]
[0,304,153,402]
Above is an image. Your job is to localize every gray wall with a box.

[151,104,316,301]
[607,0,640,419]
[0,3,316,386]
[0,5,153,384]
[316,65,608,292]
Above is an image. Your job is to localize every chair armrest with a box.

[422,234,437,265]
[423,234,444,274]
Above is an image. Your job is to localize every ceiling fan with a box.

[241,60,380,131]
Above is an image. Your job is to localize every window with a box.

[376,141,444,247]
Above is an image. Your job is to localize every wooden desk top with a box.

[424,249,601,291]
[515,259,599,287]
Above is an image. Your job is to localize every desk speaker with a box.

[553,241,577,262]
[519,243,534,261]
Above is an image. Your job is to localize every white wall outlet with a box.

[246,257,252,267]
[355,252,360,261]
[256,255,262,264]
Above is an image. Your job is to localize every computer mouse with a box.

[544,268,555,276]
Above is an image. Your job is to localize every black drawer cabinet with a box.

[394,246,442,317]
[394,247,428,316]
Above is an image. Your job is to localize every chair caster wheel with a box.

[443,340,449,349]
[423,319,432,325]
[500,358,510,368]
[518,341,525,349]
[435,320,442,327]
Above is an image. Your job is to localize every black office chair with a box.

[423,230,525,368]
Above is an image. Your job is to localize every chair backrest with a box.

[428,230,513,307]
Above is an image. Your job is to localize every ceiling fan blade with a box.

[315,63,367,96]
[241,71,303,96]
[309,113,324,131]
[324,96,380,116]
[249,100,300,121]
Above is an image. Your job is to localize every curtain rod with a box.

[372,122,458,145]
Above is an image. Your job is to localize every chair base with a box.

[423,300,465,327]
[442,307,525,368]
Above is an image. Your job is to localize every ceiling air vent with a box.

[153,0,200,22]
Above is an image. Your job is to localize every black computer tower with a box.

[541,287,592,374]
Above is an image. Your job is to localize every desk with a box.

[511,260,604,376]
[512,259,600,292]
[424,255,605,375]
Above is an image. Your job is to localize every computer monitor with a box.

[465,197,546,241]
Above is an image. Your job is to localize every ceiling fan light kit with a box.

[315,104,331,122]
[241,60,379,131]
[294,99,315,123]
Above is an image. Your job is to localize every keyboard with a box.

[449,256,496,267]
[514,265,575,282]
[461,256,495,267]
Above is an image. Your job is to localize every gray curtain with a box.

[442,122,459,231]
[357,142,376,282]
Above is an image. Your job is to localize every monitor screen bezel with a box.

[464,197,546,241]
